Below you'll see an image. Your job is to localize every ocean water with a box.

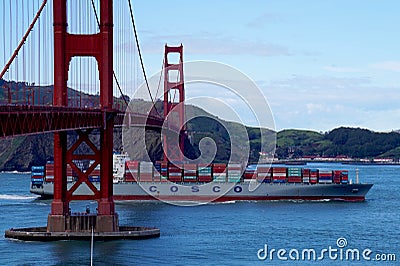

[0,163,398,265]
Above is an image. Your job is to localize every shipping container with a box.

[302,168,310,183]
[309,169,318,184]
[168,164,182,182]
[31,166,45,172]
[341,170,349,184]
[318,170,333,184]
[333,170,342,184]
[243,169,256,179]
[45,176,54,182]
[272,167,287,173]
[89,176,100,182]
[125,160,139,181]
[124,172,137,182]
[198,176,213,182]
[31,177,44,185]
[183,164,197,182]
[257,166,272,182]
[287,167,302,176]
[287,177,302,183]
[213,173,227,182]
[272,167,287,183]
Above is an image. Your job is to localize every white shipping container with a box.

[272,173,287,177]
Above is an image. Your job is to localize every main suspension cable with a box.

[90,0,129,110]
[127,0,162,117]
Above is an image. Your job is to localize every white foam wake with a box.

[0,194,38,200]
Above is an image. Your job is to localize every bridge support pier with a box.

[47,213,119,233]
[4,0,160,241]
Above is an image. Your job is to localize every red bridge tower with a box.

[163,44,185,163]
[48,0,117,232]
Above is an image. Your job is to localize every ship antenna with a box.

[356,168,359,184]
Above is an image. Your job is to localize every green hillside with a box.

[2,79,400,171]
[276,127,400,159]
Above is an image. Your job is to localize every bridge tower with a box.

[163,44,185,163]
[48,0,117,232]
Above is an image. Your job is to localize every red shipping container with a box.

[243,170,256,179]
[45,177,54,182]
[302,169,310,177]
[273,167,287,172]
[125,172,138,182]
[169,176,182,182]
[140,173,153,182]
[198,176,212,182]
[126,160,139,167]
[288,177,302,183]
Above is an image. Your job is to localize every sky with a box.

[129,0,400,132]
[1,1,400,132]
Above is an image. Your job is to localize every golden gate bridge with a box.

[1,0,185,239]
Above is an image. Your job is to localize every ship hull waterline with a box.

[30,182,373,202]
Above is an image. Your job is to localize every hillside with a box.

[276,127,400,159]
[2,80,400,170]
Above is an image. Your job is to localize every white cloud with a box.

[261,75,400,131]
[246,13,284,29]
[371,61,400,72]
[140,32,290,57]
[323,65,361,73]
[306,103,330,114]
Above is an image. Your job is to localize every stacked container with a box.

[31,165,45,185]
[257,166,271,183]
[272,167,287,183]
[333,170,342,184]
[183,164,197,182]
[340,170,349,184]
[140,161,154,182]
[227,163,242,183]
[45,163,54,182]
[89,165,101,182]
[310,169,318,184]
[125,161,139,182]
[243,168,256,179]
[168,164,182,182]
[302,169,310,183]
[198,164,213,182]
[213,163,227,182]
[160,161,169,182]
[287,167,302,183]
[153,162,161,182]
[67,164,74,181]
[318,170,333,184]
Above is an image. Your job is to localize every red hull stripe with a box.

[113,195,366,202]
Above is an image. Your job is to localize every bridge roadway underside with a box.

[0,106,165,137]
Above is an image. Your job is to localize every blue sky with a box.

[130,0,400,132]
[1,1,399,132]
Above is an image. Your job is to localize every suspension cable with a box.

[0,0,47,80]
[90,0,129,110]
[127,0,162,117]
[155,57,165,106]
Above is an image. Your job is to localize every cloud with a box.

[323,65,361,73]
[370,61,400,72]
[260,75,400,131]
[139,32,290,57]
[246,13,283,29]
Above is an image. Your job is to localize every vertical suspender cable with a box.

[127,0,162,117]
[0,0,48,80]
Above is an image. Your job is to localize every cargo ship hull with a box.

[30,182,373,202]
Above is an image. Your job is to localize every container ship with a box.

[30,154,373,202]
